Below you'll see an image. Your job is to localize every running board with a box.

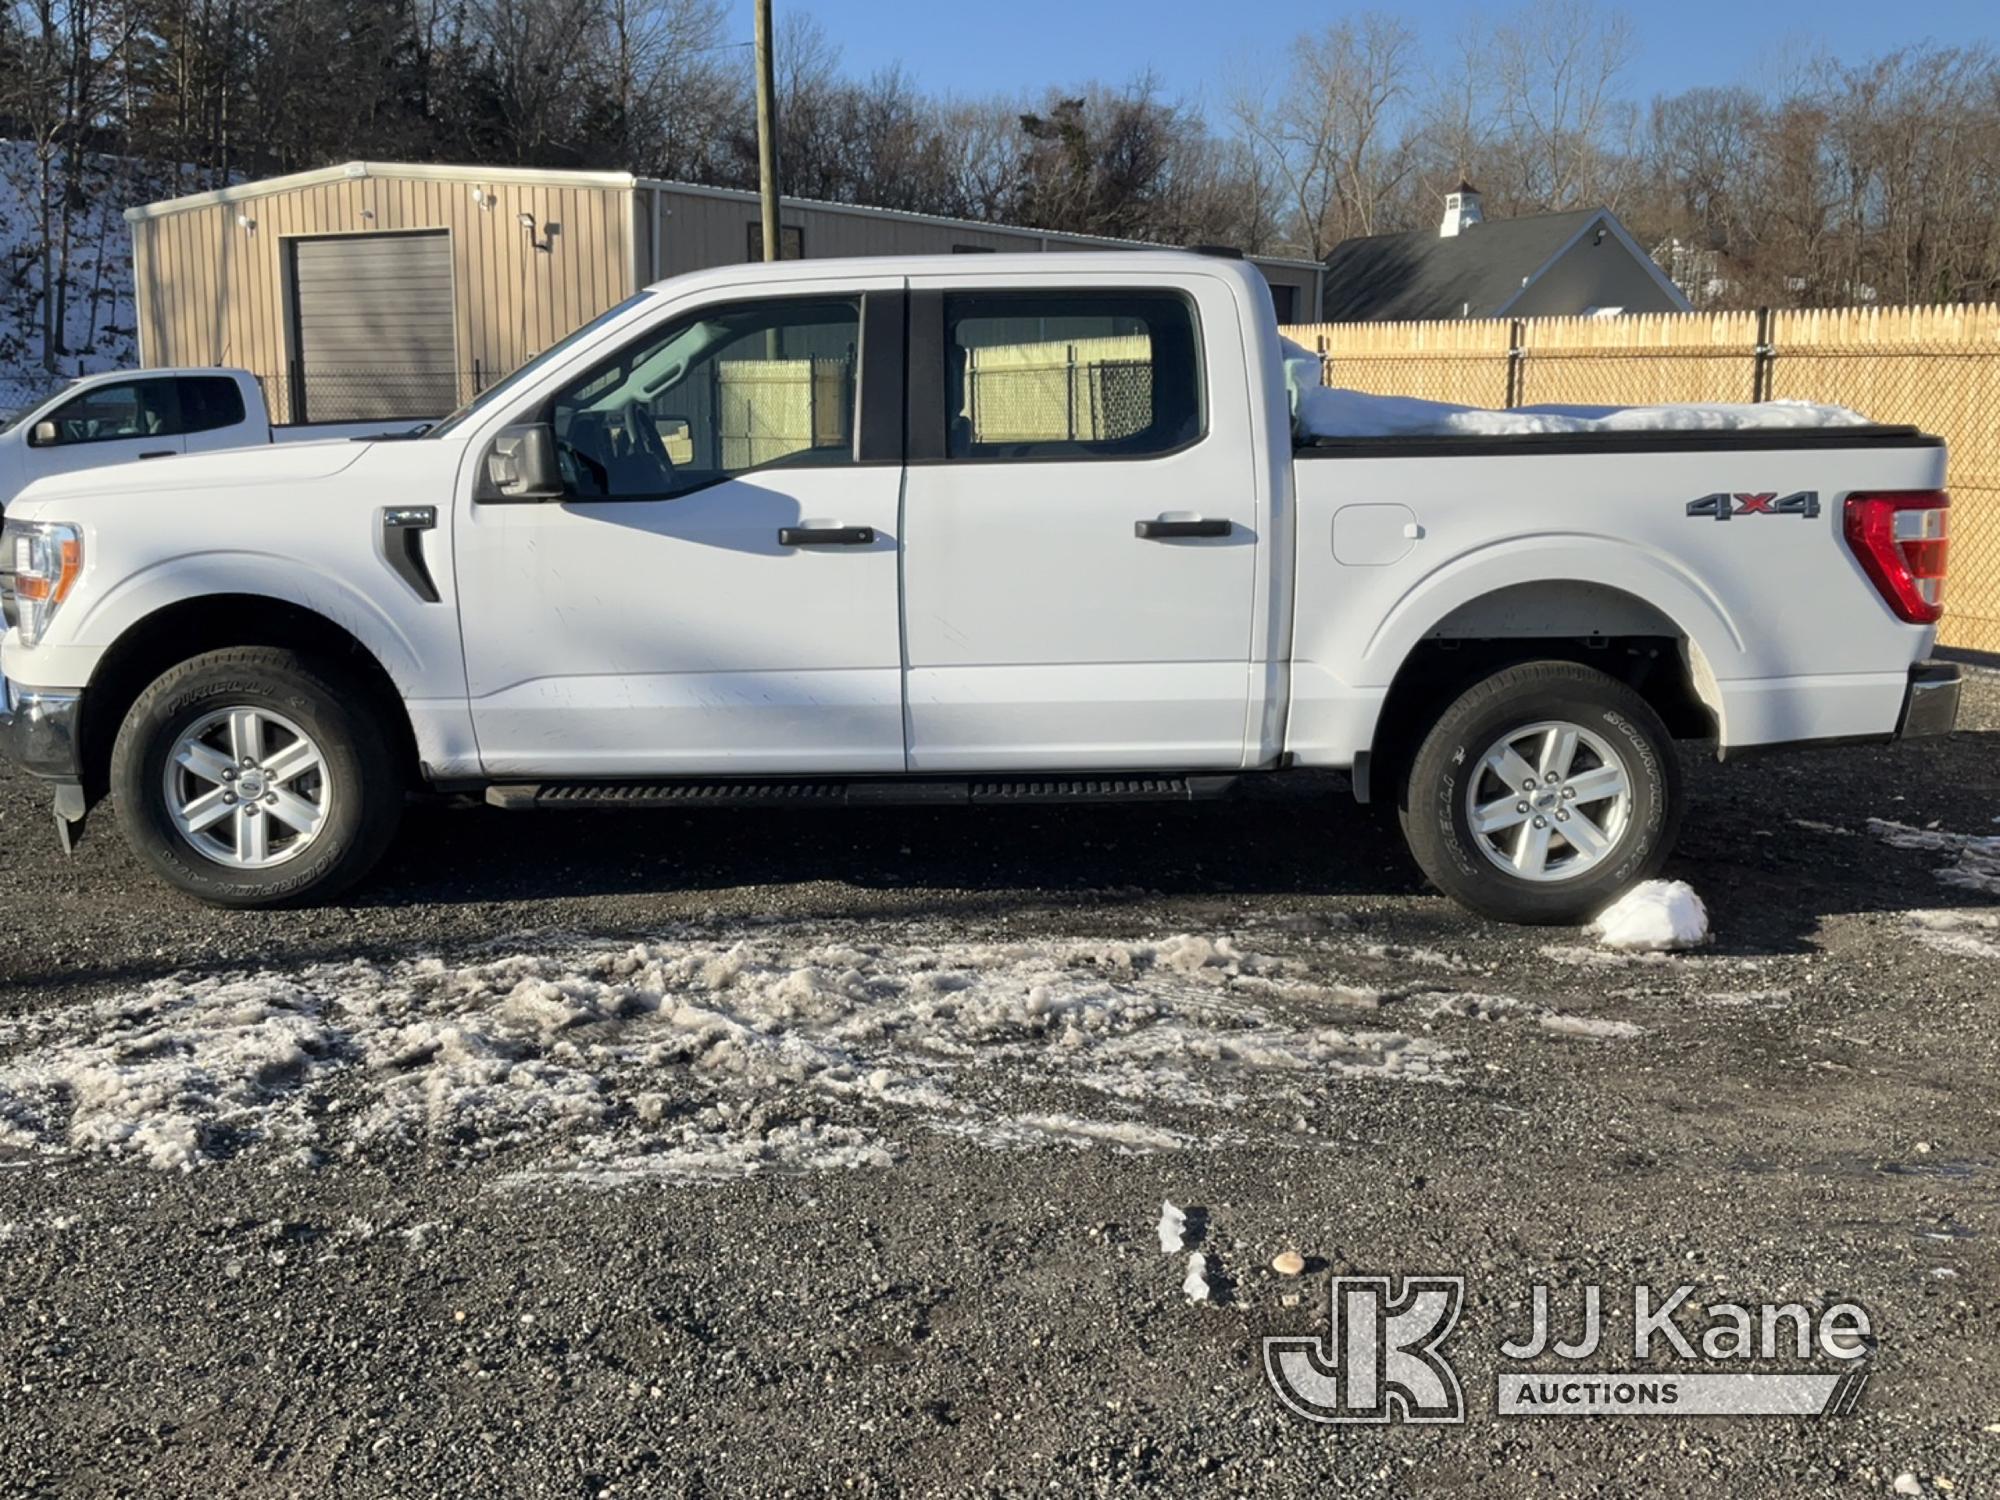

[484,774,1240,811]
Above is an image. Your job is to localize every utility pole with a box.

[753,0,782,261]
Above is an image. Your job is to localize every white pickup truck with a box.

[0,252,1960,921]
[0,367,411,512]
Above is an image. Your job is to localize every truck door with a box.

[453,281,908,777]
[899,280,1260,770]
[21,376,185,478]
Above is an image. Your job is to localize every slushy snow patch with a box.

[1536,1013,1646,1041]
[1871,820,2000,896]
[1592,881,1709,952]
[1423,990,1644,1039]
[1183,1252,1211,1302]
[1158,1199,1188,1253]
[0,926,1457,1179]
[1903,909,2000,960]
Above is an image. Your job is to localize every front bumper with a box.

[1896,660,1962,740]
[0,679,83,779]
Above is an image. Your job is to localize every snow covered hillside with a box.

[0,141,148,409]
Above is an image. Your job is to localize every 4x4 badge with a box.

[1686,491,1820,520]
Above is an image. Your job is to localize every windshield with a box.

[425,292,655,438]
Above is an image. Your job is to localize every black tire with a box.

[1397,660,1682,925]
[110,647,404,908]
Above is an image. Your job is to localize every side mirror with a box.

[476,422,563,502]
[29,420,58,448]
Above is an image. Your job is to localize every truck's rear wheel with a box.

[1398,661,1681,924]
[111,647,403,907]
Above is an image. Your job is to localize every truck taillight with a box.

[1845,490,1949,625]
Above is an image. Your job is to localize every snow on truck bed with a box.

[1278,336,1870,440]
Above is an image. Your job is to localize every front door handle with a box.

[138,449,175,459]
[1135,518,1231,539]
[779,525,875,546]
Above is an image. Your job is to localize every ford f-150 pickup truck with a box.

[0,252,1961,922]
[0,367,418,514]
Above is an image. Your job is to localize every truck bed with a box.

[1284,423,1948,771]
[1296,422,1938,457]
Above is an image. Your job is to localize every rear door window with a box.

[941,291,1204,461]
[177,377,247,434]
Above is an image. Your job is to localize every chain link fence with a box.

[0,373,79,426]
[964,336,1155,445]
[263,368,490,426]
[1283,305,2000,656]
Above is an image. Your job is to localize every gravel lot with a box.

[1,673,1997,1497]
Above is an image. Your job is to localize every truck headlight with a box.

[0,521,84,646]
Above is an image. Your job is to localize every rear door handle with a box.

[1135,518,1231,539]
[779,525,875,546]
[138,449,175,459]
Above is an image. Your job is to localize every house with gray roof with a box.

[1321,184,1691,322]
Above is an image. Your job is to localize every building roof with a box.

[1323,208,1620,321]
[121,159,1324,271]
[639,178,1327,269]
[120,161,641,220]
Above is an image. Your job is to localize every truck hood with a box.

[10,438,371,509]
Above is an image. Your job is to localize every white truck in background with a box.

[0,367,419,512]
[0,252,1961,922]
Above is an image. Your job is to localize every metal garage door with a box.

[288,232,457,422]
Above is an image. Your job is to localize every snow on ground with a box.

[1423,990,1646,1039]
[1295,385,1868,440]
[0,927,1463,1181]
[0,143,147,385]
[1182,1252,1212,1302]
[1592,880,1710,952]
[1871,819,2000,896]
[1902,910,2000,961]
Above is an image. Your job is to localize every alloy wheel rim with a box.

[163,707,332,869]
[1464,719,1632,883]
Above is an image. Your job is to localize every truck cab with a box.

[0,369,273,508]
[0,367,431,514]
[0,253,1960,921]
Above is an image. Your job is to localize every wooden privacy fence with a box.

[1281,304,2000,655]
[964,334,1154,444]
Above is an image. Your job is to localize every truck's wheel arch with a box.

[1360,577,1725,807]
[77,595,419,802]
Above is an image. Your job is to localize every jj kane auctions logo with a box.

[1264,1276,1872,1423]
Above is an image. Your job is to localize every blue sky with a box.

[784,1,1996,107]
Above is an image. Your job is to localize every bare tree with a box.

[600,0,730,169]
[1486,0,1638,211]
[1229,13,1416,257]
[1,0,137,370]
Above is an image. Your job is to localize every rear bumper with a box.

[1715,660,1959,762]
[1897,660,1962,740]
[0,680,83,779]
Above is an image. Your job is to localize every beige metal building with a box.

[125,161,1326,422]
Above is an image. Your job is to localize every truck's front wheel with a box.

[111,647,403,907]
[1398,661,1682,925]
